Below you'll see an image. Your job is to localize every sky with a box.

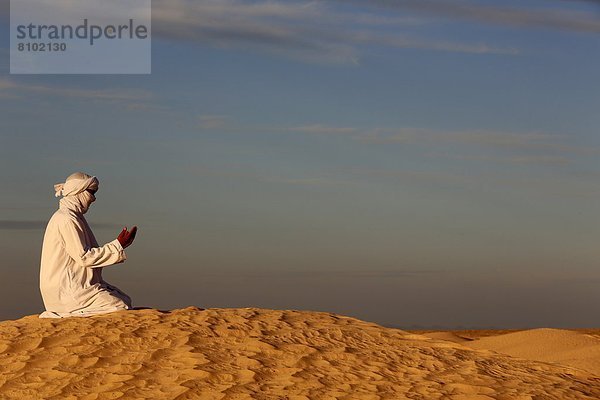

[0,0,599,328]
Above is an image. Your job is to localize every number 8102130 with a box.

[17,42,67,52]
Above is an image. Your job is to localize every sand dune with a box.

[0,307,599,399]
[463,328,600,376]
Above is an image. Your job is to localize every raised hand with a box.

[117,226,138,249]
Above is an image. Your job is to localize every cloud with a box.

[189,165,353,187]
[152,0,359,64]
[263,176,354,187]
[344,164,600,200]
[191,162,473,189]
[1,0,520,65]
[2,0,149,23]
[0,78,151,101]
[354,127,600,156]
[0,221,47,230]
[290,124,565,149]
[349,31,518,55]
[0,79,17,91]
[348,167,474,188]
[509,155,571,166]
[362,128,562,149]
[0,220,122,231]
[0,78,155,108]
[198,114,230,129]
[429,153,571,167]
[3,0,594,66]
[349,0,600,34]
[151,0,517,63]
[0,83,19,99]
[289,124,359,135]
[288,124,600,167]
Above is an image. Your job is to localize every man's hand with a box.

[117,226,137,249]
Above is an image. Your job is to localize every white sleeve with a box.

[59,219,127,268]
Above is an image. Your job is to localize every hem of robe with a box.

[39,304,131,319]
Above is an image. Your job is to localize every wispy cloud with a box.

[0,78,156,109]
[287,123,600,169]
[198,114,231,129]
[289,124,359,135]
[189,165,353,187]
[429,152,571,167]
[348,30,518,55]
[0,221,47,230]
[0,79,19,99]
[0,78,152,101]
[263,176,354,186]
[509,155,571,166]
[344,164,600,200]
[361,128,562,149]
[0,0,520,65]
[361,127,600,156]
[0,0,149,23]
[152,0,359,64]
[2,0,594,66]
[0,220,122,231]
[151,0,518,63]
[349,0,600,34]
[0,79,17,91]
[348,167,474,188]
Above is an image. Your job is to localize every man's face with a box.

[85,188,97,204]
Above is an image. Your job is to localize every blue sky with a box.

[0,0,599,328]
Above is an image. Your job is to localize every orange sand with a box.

[0,307,598,399]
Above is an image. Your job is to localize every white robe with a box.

[39,202,132,318]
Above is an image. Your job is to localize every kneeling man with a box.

[39,172,137,318]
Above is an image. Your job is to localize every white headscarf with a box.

[54,172,99,214]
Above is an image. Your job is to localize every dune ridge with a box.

[463,328,600,376]
[0,307,598,399]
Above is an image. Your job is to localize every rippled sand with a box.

[0,307,598,399]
